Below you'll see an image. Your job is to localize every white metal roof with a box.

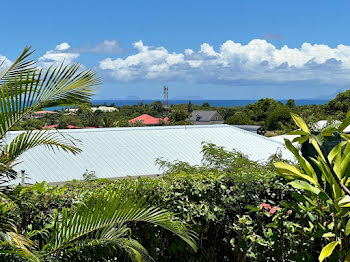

[5,124,294,184]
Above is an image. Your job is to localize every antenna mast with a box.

[163,86,169,116]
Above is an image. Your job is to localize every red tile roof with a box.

[42,124,81,129]
[128,114,164,125]
[34,110,58,114]
[42,124,58,129]
[67,125,80,129]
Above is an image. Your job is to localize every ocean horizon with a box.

[92,99,328,107]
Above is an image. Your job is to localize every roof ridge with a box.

[226,125,285,146]
[6,124,235,136]
[6,124,286,147]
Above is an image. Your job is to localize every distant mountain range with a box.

[306,89,346,100]
[98,89,348,102]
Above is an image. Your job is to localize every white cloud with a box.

[99,39,350,85]
[38,42,79,67]
[78,40,123,54]
[55,42,70,51]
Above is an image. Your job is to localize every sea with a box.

[91,99,328,107]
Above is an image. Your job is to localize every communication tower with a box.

[163,86,169,115]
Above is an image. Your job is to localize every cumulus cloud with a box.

[99,39,350,85]
[78,40,123,54]
[38,42,79,67]
[38,40,123,68]
[55,42,70,51]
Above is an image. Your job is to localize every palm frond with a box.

[0,163,18,187]
[42,183,197,260]
[0,46,36,85]
[0,220,39,262]
[57,225,152,262]
[0,130,81,167]
[0,61,101,138]
[114,238,152,262]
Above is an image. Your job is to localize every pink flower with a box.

[287,210,292,215]
[269,206,279,215]
[260,203,271,210]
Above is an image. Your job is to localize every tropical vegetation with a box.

[3,47,350,261]
[0,48,196,261]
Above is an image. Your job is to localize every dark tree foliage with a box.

[150,101,163,114]
[168,110,189,123]
[245,98,279,122]
[187,101,193,113]
[202,102,210,108]
[286,98,296,109]
[225,112,253,125]
[265,105,292,130]
[21,119,45,130]
[323,89,350,118]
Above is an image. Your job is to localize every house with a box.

[67,108,79,114]
[91,106,119,113]
[188,111,224,125]
[30,110,58,119]
[128,114,167,125]
[233,125,266,136]
[42,124,58,129]
[6,124,295,185]
[42,124,80,129]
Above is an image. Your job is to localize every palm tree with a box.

[0,47,196,261]
[0,47,102,185]
[0,46,101,259]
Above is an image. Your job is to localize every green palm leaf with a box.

[58,225,152,262]
[41,183,197,261]
[0,130,81,167]
[0,219,39,262]
[0,56,101,138]
[0,46,36,85]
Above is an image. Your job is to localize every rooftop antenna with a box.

[163,86,169,116]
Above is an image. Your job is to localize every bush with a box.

[21,119,44,129]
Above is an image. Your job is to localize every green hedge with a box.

[2,143,318,261]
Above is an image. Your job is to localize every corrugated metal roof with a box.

[5,124,294,184]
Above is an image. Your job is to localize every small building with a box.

[188,111,224,125]
[91,106,119,113]
[7,124,295,185]
[129,114,167,125]
[233,125,266,136]
[67,108,79,114]
[42,124,81,129]
[30,110,58,119]
[42,124,58,129]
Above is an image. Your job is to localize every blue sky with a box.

[2,1,350,100]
